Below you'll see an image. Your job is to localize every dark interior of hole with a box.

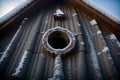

[48,31,69,49]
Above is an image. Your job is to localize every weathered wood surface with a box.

[0,3,119,80]
[68,0,120,40]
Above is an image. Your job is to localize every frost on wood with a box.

[24,17,28,20]
[97,30,102,35]
[72,13,77,16]
[89,19,97,26]
[107,56,114,64]
[54,55,64,78]
[12,50,28,76]
[0,43,11,64]
[83,24,103,79]
[48,55,64,80]
[0,18,26,64]
[0,0,33,24]
[54,9,64,17]
[97,52,101,55]
[116,42,120,47]
[109,34,116,41]
[107,52,114,64]
[82,0,120,24]
[108,34,120,47]
[22,17,28,24]
[77,23,81,26]
[67,60,72,80]
[88,38,102,79]
[80,42,85,45]
[102,46,109,52]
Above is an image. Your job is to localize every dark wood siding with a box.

[0,3,119,80]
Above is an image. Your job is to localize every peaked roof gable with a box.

[0,0,120,32]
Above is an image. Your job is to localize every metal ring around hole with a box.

[42,26,76,55]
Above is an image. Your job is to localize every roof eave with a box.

[69,0,120,28]
[69,0,120,33]
[0,0,120,33]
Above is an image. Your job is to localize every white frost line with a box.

[88,37,102,78]
[108,57,114,64]
[12,50,28,76]
[97,30,102,35]
[84,24,103,79]
[45,16,49,24]
[22,17,28,24]
[0,18,26,64]
[77,23,81,26]
[97,52,101,55]
[49,55,64,80]
[24,17,28,20]
[82,0,120,24]
[0,43,12,64]
[54,55,64,77]
[41,53,45,58]
[107,53,114,64]
[67,60,72,80]
[89,19,97,26]
[45,20,48,24]
[40,32,44,34]
[108,56,113,61]
[116,42,120,47]
[108,34,120,47]
[80,42,85,45]
[0,0,33,24]
[102,46,109,52]
[54,9,64,17]
[72,13,77,16]
[109,34,116,41]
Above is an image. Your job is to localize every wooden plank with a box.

[68,0,120,40]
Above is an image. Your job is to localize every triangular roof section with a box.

[0,0,120,30]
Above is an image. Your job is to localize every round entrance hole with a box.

[48,31,69,49]
[42,27,76,55]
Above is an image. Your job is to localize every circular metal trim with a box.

[42,26,76,55]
